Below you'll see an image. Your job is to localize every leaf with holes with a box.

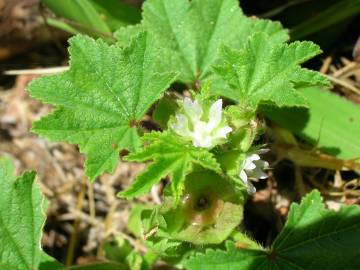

[119,132,222,201]
[184,190,360,270]
[28,32,177,180]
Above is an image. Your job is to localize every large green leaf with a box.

[119,132,222,201]
[115,0,288,84]
[0,157,47,270]
[28,33,177,180]
[184,190,360,270]
[213,33,329,108]
[262,87,360,160]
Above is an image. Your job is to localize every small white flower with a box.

[171,97,232,148]
[239,149,269,194]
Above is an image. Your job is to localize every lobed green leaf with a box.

[0,157,47,270]
[184,190,360,270]
[213,33,330,108]
[115,0,288,84]
[28,32,177,180]
[119,132,222,201]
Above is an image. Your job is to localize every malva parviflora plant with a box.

[0,0,359,270]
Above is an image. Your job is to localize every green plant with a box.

[1,0,360,269]
[42,0,141,40]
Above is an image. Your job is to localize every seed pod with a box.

[158,171,245,245]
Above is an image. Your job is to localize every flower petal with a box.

[254,160,269,169]
[256,148,270,155]
[252,167,268,179]
[249,154,260,161]
[247,182,257,194]
[171,114,191,137]
[184,97,202,122]
[207,99,223,130]
[239,149,269,194]
[192,133,212,148]
[239,169,248,184]
[244,159,256,170]
[215,126,232,139]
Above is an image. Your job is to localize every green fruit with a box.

[145,171,245,245]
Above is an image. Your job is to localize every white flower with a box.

[239,149,269,194]
[171,97,232,148]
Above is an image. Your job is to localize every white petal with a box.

[254,160,269,169]
[239,170,248,184]
[240,170,256,194]
[192,139,202,147]
[171,114,190,136]
[184,97,202,121]
[193,120,207,131]
[244,159,256,170]
[247,182,257,194]
[176,114,187,127]
[191,125,210,148]
[207,99,223,130]
[252,168,268,179]
[249,154,260,161]
[193,135,212,148]
[183,97,193,110]
[257,148,270,155]
[215,126,232,139]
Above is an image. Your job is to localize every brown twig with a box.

[325,74,360,95]
[66,176,87,266]
[320,56,332,74]
[294,166,307,197]
[97,201,118,257]
[87,182,96,219]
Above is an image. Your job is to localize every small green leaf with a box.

[262,87,360,160]
[214,33,329,108]
[115,0,288,84]
[28,33,177,180]
[119,132,221,201]
[128,204,152,237]
[184,190,360,270]
[0,157,47,270]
